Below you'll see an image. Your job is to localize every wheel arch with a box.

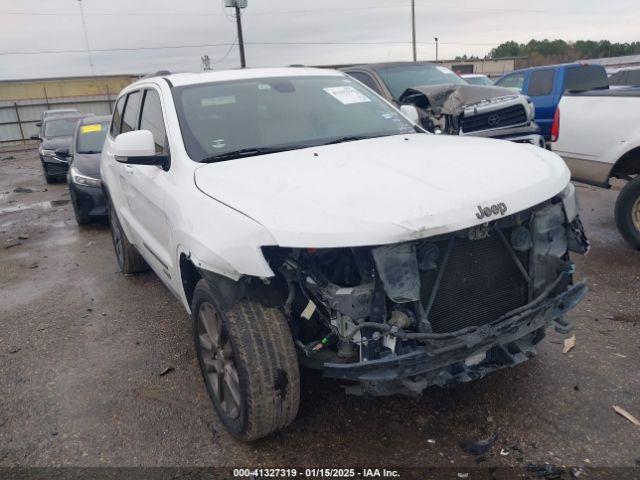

[179,253,245,310]
[609,145,640,181]
[179,252,288,313]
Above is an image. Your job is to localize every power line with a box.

[212,36,238,65]
[0,40,500,56]
[0,2,613,17]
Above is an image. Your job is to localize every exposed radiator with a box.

[420,231,529,334]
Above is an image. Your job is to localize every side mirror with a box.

[30,134,41,141]
[400,104,420,124]
[55,147,70,157]
[114,130,169,170]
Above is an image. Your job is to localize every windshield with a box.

[173,75,417,162]
[44,117,80,138]
[464,76,494,86]
[376,64,467,100]
[76,121,109,153]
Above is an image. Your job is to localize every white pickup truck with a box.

[551,88,640,248]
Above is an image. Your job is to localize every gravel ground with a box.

[0,147,638,475]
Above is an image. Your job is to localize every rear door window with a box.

[139,89,168,155]
[121,90,142,133]
[564,65,608,92]
[527,69,555,96]
[496,72,525,92]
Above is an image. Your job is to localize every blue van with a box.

[496,63,609,140]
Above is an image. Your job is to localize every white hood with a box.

[194,134,570,248]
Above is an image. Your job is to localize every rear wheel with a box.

[108,204,148,273]
[614,176,640,249]
[191,279,300,441]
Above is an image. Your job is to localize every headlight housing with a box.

[70,166,101,188]
[40,149,55,157]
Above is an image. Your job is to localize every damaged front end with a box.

[399,84,545,147]
[262,195,588,396]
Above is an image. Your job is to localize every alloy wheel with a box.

[632,196,640,231]
[197,302,242,419]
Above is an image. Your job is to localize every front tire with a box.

[70,187,91,225]
[191,279,300,441]
[41,160,56,184]
[614,176,640,249]
[108,204,148,273]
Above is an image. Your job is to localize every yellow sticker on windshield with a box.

[80,124,102,134]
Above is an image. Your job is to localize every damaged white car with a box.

[101,68,589,441]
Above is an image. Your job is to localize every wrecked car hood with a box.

[194,134,569,248]
[399,84,521,116]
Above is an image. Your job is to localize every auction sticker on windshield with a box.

[324,86,371,105]
[80,124,102,134]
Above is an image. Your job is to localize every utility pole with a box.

[434,37,439,62]
[225,0,247,68]
[411,0,417,61]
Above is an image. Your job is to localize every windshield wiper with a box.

[198,145,308,163]
[323,135,372,145]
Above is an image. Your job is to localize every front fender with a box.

[172,195,278,282]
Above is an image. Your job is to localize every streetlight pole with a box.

[411,0,417,61]
[234,3,246,68]
[434,37,439,62]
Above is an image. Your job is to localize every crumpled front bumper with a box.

[323,282,586,395]
[40,154,70,176]
[463,122,545,148]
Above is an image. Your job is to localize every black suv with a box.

[34,114,84,183]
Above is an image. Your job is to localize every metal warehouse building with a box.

[0,75,135,146]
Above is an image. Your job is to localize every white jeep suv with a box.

[102,67,588,441]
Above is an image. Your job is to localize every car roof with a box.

[507,62,606,75]
[344,61,437,72]
[79,114,111,125]
[129,67,344,89]
[43,109,80,117]
[43,113,84,123]
[612,66,640,72]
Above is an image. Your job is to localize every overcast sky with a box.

[0,0,638,80]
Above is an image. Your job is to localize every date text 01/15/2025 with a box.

[232,468,401,478]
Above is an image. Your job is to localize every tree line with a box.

[455,39,640,65]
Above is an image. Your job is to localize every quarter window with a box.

[111,96,125,136]
[347,72,382,95]
[527,70,555,96]
[496,72,525,92]
[564,65,608,92]
[121,90,142,133]
[140,89,168,155]
[626,70,640,85]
